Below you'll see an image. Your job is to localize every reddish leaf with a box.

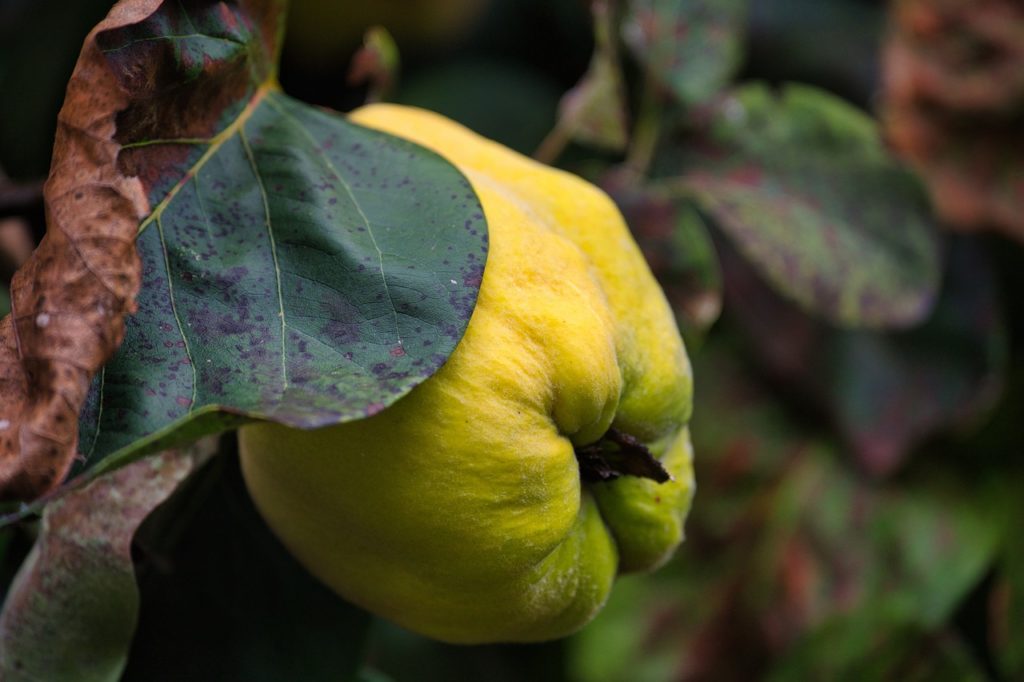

[662,84,942,329]
[623,0,747,105]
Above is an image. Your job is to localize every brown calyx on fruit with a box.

[575,427,672,484]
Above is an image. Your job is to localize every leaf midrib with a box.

[136,80,280,236]
[265,95,405,351]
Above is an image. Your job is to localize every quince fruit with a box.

[238,104,695,644]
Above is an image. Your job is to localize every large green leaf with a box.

[623,0,747,106]
[658,83,941,328]
[70,0,487,480]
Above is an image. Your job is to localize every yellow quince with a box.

[238,104,695,644]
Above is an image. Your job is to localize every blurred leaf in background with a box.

[882,0,1024,241]
[719,234,1006,476]
[0,447,208,681]
[539,0,630,161]
[624,0,748,106]
[653,83,942,329]
[994,502,1024,680]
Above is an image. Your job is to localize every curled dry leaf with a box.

[0,1,158,500]
[882,0,1024,239]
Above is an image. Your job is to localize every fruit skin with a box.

[238,104,695,644]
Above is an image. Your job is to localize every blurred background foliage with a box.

[1,0,1022,679]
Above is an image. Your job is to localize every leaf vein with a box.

[239,125,289,391]
[265,94,405,350]
[156,212,198,415]
[84,366,106,463]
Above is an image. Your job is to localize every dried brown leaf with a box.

[0,1,156,500]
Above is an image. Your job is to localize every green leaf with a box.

[662,83,942,328]
[123,450,371,681]
[0,447,207,682]
[623,0,747,105]
[72,0,487,480]
[567,575,685,682]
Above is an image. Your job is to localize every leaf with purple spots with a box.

[657,83,941,328]
[623,0,747,105]
[52,0,486,486]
